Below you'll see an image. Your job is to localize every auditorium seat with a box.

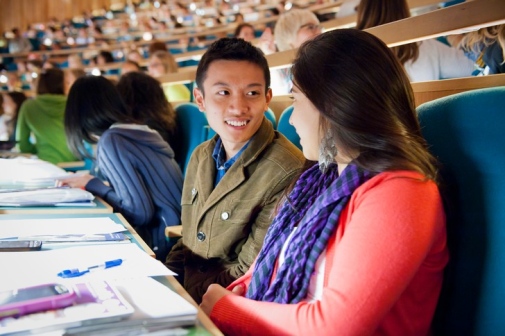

[417,87,505,336]
[174,102,209,175]
[277,106,301,150]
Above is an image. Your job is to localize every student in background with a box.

[456,24,505,74]
[234,23,255,42]
[60,76,183,261]
[165,38,305,304]
[0,91,26,142]
[64,68,86,95]
[147,50,191,102]
[259,9,321,95]
[116,71,179,157]
[356,0,475,81]
[67,54,84,69]
[120,60,141,75]
[200,29,448,335]
[16,69,77,164]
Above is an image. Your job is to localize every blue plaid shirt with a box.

[212,138,250,187]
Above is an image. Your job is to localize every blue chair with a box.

[265,108,277,129]
[417,87,505,336]
[206,109,278,140]
[277,106,301,150]
[174,103,209,175]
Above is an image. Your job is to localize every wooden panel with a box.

[0,0,123,34]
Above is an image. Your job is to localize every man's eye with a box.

[247,91,260,96]
[217,90,229,95]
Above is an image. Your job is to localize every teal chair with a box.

[265,108,277,129]
[417,87,505,335]
[174,103,209,175]
[277,106,301,150]
[206,109,278,140]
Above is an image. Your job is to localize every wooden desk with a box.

[0,197,113,215]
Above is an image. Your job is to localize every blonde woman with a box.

[456,25,505,74]
[148,50,191,102]
[260,9,321,95]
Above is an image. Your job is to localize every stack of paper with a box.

[0,187,95,207]
[0,244,195,335]
[0,157,71,190]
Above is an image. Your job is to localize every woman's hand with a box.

[200,283,245,316]
[57,173,94,189]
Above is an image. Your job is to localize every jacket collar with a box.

[196,117,274,213]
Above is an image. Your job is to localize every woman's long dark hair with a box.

[356,0,419,65]
[116,71,177,147]
[291,29,437,181]
[65,76,136,159]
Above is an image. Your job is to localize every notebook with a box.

[0,280,135,335]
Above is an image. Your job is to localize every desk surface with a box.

[0,212,153,257]
[0,212,222,335]
[0,197,113,215]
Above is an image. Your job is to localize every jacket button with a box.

[221,212,229,220]
[191,188,197,196]
[197,231,206,242]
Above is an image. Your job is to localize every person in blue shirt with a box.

[59,76,183,261]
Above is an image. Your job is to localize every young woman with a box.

[60,76,183,261]
[260,9,321,95]
[147,50,190,102]
[200,29,449,335]
[116,71,179,159]
[0,91,26,142]
[356,0,474,82]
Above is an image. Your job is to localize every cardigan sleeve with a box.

[91,135,155,227]
[210,174,446,336]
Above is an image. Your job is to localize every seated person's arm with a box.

[15,107,36,154]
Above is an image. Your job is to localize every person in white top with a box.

[357,0,475,82]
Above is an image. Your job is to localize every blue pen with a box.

[57,259,123,278]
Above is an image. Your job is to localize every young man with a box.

[165,38,305,304]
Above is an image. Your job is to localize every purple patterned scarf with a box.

[246,163,371,303]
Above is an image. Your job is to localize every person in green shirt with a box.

[16,68,77,164]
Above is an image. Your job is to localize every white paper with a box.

[0,244,176,291]
[113,277,197,318]
[0,217,126,239]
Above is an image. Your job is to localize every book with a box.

[63,277,198,335]
[24,233,130,243]
[0,188,95,207]
[0,278,198,335]
[0,280,135,335]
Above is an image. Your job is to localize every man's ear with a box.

[265,88,273,110]
[194,87,205,111]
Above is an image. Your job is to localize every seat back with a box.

[174,103,209,175]
[417,87,505,336]
[277,106,301,150]
[265,108,277,129]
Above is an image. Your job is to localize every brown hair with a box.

[356,0,419,65]
[292,29,438,180]
[37,68,64,95]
